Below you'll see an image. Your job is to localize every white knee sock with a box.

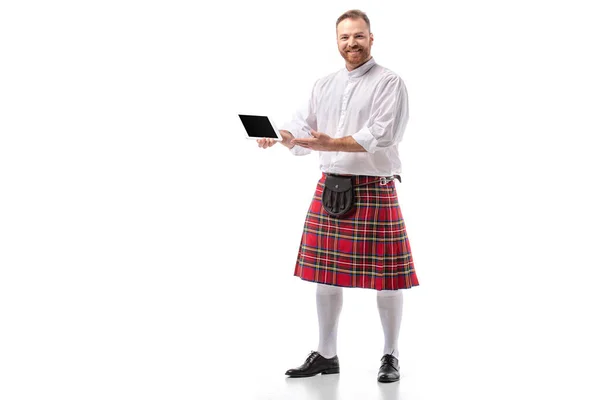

[316,283,343,359]
[377,289,404,358]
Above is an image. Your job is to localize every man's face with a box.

[336,18,373,70]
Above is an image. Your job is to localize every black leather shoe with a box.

[378,354,400,382]
[285,351,340,377]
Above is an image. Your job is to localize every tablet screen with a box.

[238,115,279,139]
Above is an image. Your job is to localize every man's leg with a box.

[285,283,343,377]
[316,283,343,358]
[377,289,403,357]
[376,289,403,382]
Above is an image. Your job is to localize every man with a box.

[258,9,419,383]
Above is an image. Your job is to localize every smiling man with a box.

[258,9,419,383]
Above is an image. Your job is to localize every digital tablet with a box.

[238,114,282,141]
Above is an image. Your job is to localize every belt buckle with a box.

[379,176,392,185]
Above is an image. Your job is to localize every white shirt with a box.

[281,57,409,176]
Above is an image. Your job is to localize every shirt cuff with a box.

[280,124,311,156]
[352,126,379,153]
[289,143,310,156]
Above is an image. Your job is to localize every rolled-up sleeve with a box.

[352,76,409,153]
[280,80,319,156]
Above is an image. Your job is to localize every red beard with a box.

[341,47,368,67]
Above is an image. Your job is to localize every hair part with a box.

[336,9,371,32]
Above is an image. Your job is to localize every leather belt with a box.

[326,174,401,187]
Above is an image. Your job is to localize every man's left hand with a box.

[291,130,336,151]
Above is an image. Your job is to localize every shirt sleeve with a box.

[280,80,319,156]
[352,75,409,153]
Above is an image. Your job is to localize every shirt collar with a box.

[345,57,376,79]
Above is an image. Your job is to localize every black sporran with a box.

[321,175,354,218]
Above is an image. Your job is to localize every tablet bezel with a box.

[238,114,283,141]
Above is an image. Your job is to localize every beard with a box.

[340,46,370,67]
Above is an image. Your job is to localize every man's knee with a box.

[316,283,343,295]
[377,289,403,298]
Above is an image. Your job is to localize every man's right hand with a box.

[257,130,294,149]
[257,138,277,149]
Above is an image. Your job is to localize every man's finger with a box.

[310,129,318,137]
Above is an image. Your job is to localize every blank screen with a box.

[238,115,278,139]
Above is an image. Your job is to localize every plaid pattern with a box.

[294,173,419,291]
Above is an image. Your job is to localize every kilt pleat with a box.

[294,173,419,291]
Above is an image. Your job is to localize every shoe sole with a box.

[378,376,399,383]
[322,367,340,375]
[286,367,340,378]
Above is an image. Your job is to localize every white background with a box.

[1,1,599,399]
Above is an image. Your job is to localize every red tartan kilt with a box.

[294,173,419,290]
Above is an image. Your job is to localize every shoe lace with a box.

[381,354,398,370]
[305,351,320,364]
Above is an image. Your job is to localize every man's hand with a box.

[293,130,367,152]
[258,129,366,152]
[257,137,277,149]
[291,130,335,151]
[257,130,294,149]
